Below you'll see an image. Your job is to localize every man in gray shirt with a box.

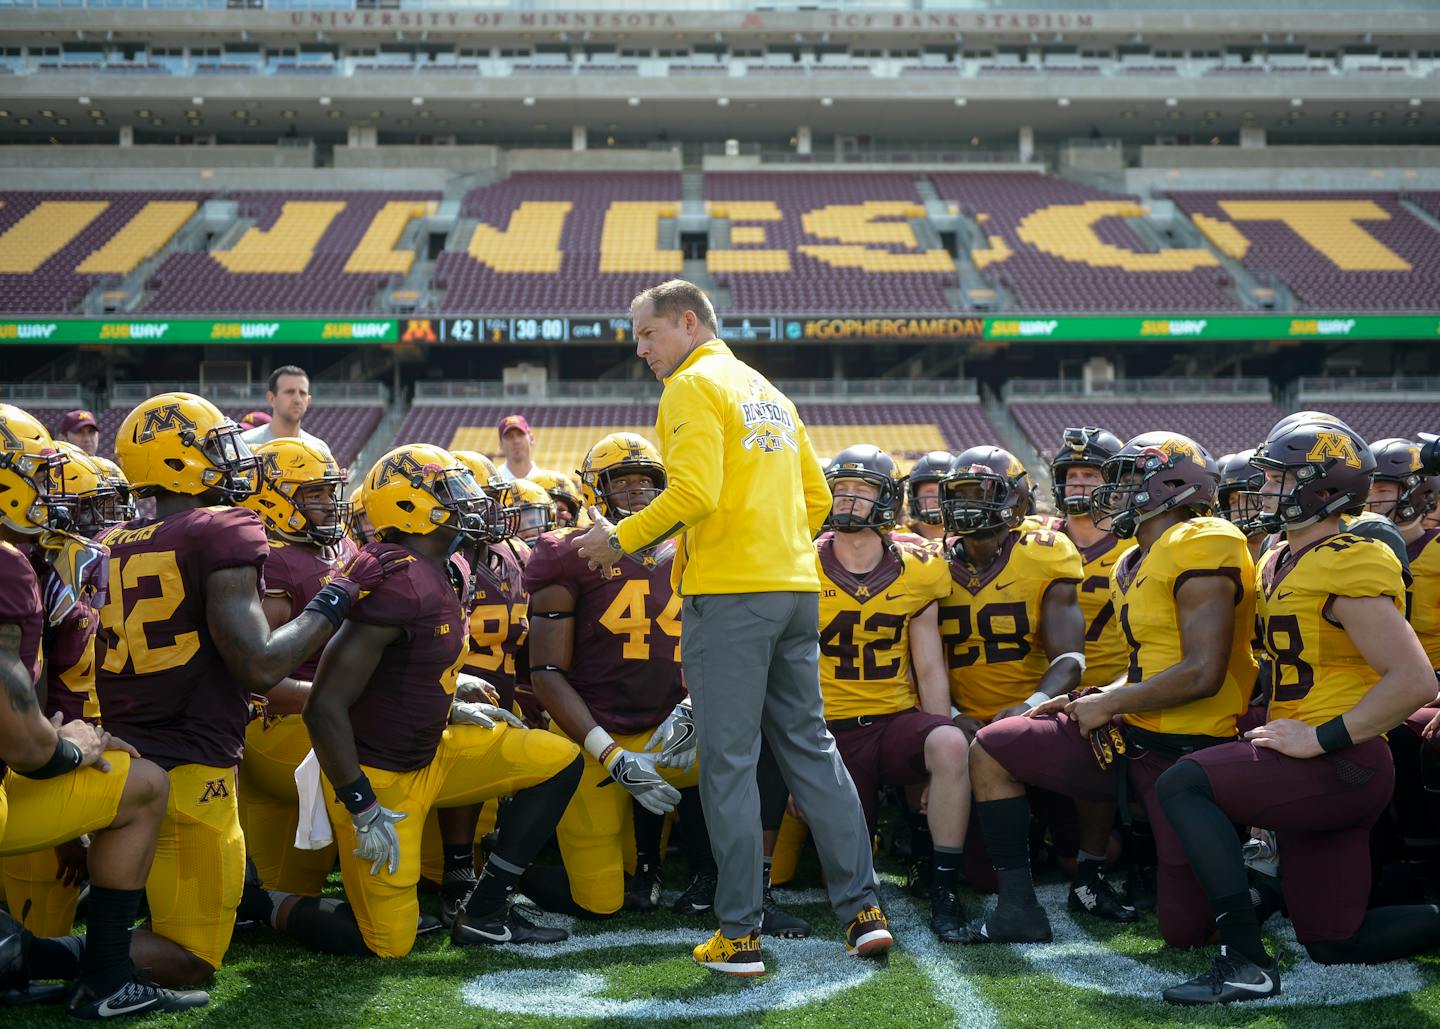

[241,365,331,459]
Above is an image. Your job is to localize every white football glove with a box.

[455,673,502,706]
[451,701,527,731]
[605,748,682,816]
[644,702,698,771]
[351,803,406,876]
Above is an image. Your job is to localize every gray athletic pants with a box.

[682,590,879,938]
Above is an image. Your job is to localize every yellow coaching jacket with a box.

[613,339,831,595]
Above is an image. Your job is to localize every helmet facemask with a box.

[0,446,75,537]
[825,473,893,534]
[427,468,506,544]
[1242,457,1367,534]
[940,469,1019,536]
[1091,448,1207,540]
[186,422,262,502]
[598,468,665,520]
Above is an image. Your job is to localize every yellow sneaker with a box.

[845,905,893,958]
[692,929,766,977]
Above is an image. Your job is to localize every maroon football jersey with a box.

[22,546,101,724]
[95,506,268,770]
[464,539,530,709]
[262,539,344,681]
[0,542,43,689]
[345,550,467,773]
[523,529,683,736]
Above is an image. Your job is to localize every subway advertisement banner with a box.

[0,314,1437,345]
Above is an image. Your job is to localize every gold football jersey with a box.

[943,528,1084,721]
[1404,530,1440,670]
[1259,532,1405,726]
[1113,517,1256,738]
[817,534,951,721]
[1070,532,1138,689]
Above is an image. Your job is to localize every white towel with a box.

[293,749,334,850]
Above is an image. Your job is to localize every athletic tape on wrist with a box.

[584,725,619,766]
[1049,650,1087,672]
[1023,691,1052,712]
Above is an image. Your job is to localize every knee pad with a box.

[1155,758,1214,806]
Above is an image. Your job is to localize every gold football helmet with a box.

[53,441,121,538]
[244,437,350,546]
[451,450,505,499]
[347,481,374,545]
[361,443,500,543]
[89,453,137,522]
[577,432,666,520]
[527,468,584,524]
[498,478,556,543]
[115,392,259,501]
[0,403,73,538]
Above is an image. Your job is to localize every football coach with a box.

[574,279,891,976]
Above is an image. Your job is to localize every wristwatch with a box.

[606,530,623,555]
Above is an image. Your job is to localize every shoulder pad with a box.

[1303,534,1404,599]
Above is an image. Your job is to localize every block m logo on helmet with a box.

[0,417,21,452]
[135,403,198,443]
[1156,438,1202,465]
[1306,431,1363,469]
[375,450,430,488]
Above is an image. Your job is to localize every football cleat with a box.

[450,903,568,947]
[0,909,27,993]
[671,869,718,915]
[905,858,934,897]
[416,913,445,937]
[1069,870,1138,923]
[760,884,812,939]
[65,978,209,1020]
[964,901,1053,944]
[623,863,664,913]
[440,873,478,930]
[844,905,893,958]
[930,886,968,944]
[1162,947,1280,1006]
[1125,864,1157,913]
[693,929,765,978]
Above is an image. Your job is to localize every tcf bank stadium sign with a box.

[285,11,1094,31]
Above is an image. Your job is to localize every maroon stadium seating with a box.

[1009,400,1285,458]
[1166,192,1440,311]
[705,172,954,313]
[931,174,1241,312]
[143,191,440,315]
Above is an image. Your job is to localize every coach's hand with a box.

[644,702,698,770]
[572,509,621,573]
[1245,718,1323,759]
[351,802,407,876]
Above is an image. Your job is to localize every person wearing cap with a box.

[495,414,536,484]
[58,410,100,456]
[240,411,272,430]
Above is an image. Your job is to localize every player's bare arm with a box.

[302,618,401,790]
[1067,575,1235,734]
[909,603,951,718]
[1250,594,1435,758]
[257,592,317,716]
[997,581,1084,721]
[527,583,595,741]
[207,565,338,691]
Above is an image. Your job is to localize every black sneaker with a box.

[451,903,569,947]
[1069,870,1138,924]
[963,901,1052,944]
[440,873,477,929]
[66,977,209,1019]
[1162,946,1280,1005]
[905,859,934,897]
[761,884,812,939]
[930,886,968,943]
[624,863,664,912]
[234,857,273,929]
[0,909,27,993]
[672,869,717,915]
[416,913,445,936]
[1125,864,1157,913]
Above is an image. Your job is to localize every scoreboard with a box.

[406,316,784,344]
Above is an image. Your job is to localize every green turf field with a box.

[8,855,1440,1028]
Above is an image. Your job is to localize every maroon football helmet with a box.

[1050,425,1123,516]
[1090,432,1219,540]
[939,446,1035,535]
[1215,448,1265,536]
[1367,437,1436,525]
[1244,418,1375,532]
[905,450,954,526]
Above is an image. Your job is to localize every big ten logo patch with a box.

[434,622,451,637]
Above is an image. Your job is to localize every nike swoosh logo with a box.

[669,724,696,746]
[98,998,160,1017]
[884,591,905,601]
[995,581,1015,591]
[673,422,687,434]
[469,925,512,943]
[617,766,661,788]
[1225,973,1274,993]
[1277,591,1293,600]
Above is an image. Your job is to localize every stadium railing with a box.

[0,383,88,409]
[109,381,388,407]
[413,379,979,405]
[1003,378,1272,401]
[1296,376,1440,400]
